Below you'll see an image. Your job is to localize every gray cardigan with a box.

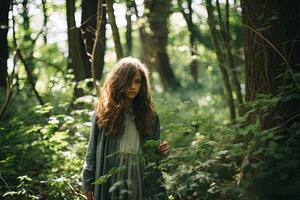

[81,113,167,200]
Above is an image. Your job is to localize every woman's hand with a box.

[159,141,170,156]
[85,191,94,200]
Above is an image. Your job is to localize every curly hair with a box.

[95,57,156,136]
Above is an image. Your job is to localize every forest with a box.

[0,0,300,199]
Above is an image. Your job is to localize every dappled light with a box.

[0,0,299,199]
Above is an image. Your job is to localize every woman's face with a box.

[125,70,141,99]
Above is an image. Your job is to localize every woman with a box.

[82,57,170,200]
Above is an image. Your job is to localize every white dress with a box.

[111,109,145,200]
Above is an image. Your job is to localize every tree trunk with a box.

[22,0,31,42]
[205,0,236,122]
[17,49,44,105]
[178,0,199,83]
[21,0,36,83]
[125,0,133,56]
[242,0,300,126]
[91,0,107,96]
[139,24,156,71]
[134,1,155,71]
[145,0,180,90]
[0,6,17,120]
[0,0,10,90]
[241,0,300,199]
[107,0,123,60]
[14,1,44,106]
[216,0,244,108]
[41,0,48,44]
[20,0,48,104]
[81,0,107,80]
[66,0,89,97]
[81,0,98,61]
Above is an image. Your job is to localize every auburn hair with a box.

[95,57,156,136]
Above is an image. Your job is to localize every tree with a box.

[91,0,107,95]
[81,0,106,82]
[125,0,133,56]
[145,0,180,90]
[177,0,199,83]
[215,0,243,107]
[41,0,48,43]
[20,0,44,105]
[135,1,156,71]
[107,0,123,60]
[66,0,89,97]
[0,0,10,91]
[241,0,300,199]
[205,0,236,122]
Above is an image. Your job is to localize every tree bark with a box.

[134,1,155,71]
[41,0,48,43]
[241,0,300,199]
[21,0,36,82]
[139,24,156,71]
[206,0,236,122]
[66,0,89,97]
[242,0,300,124]
[178,0,199,83]
[216,0,243,108]
[81,0,107,83]
[81,0,98,61]
[145,0,180,90]
[0,0,11,119]
[22,0,31,42]
[91,0,107,96]
[0,0,10,90]
[107,0,123,60]
[125,0,133,56]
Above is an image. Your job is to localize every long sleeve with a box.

[82,113,98,192]
[154,115,162,156]
[142,114,161,156]
[153,114,160,141]
[144,114,168,199]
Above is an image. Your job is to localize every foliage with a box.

[154,86,300,200]
[1,83,299,199]
[151,87,241,199]
[0,97,91,199]
[2,175,39,199]
[1,0,299,199]
[237,81,300,200]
